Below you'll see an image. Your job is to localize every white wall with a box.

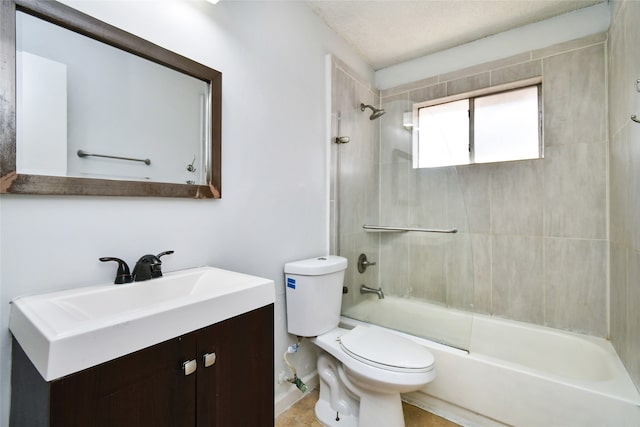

[0,1,373,425]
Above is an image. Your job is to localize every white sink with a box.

[9,266,275,381]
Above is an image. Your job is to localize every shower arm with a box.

[360,103,385,120]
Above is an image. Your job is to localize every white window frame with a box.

[412,77,543,169]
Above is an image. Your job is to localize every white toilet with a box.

[284,256,435,427]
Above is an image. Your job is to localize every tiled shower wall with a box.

[609,0,640,388]
[329,58,380,308]
[332,32,609,338]
[379,34,608,337]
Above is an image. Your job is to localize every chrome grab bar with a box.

[363,224,458,234]
[77,149,151,165]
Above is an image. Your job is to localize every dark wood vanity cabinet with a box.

[195,304,274,426]
[10,304,274,427]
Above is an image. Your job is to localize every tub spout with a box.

[360,285,384,299]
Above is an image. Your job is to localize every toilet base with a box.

[315,399,358,427]
[315,352,406,427]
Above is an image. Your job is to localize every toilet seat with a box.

[339,326,434,373]
[312,326,436,394]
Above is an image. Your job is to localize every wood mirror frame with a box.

[0,0,221,198]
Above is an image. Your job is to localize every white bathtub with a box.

[341,297,640,427]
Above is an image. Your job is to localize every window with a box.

[414,84,541,168]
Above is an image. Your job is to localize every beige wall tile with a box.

[629,124,640,251]
[446,72,490,96]
[490,160,543,236]
[439,52,531,83]
[381,91,410,104]
[543,142,607,239]
[379,233,410,296]
[332,67,358,119]
[544,238,607,337]
[607,11,633,136]
[543,43,606,146]
[339,232,361,309]
[409,167,448,228]
[490,60,541,86]
[455,164,492,234]
[381,75,439,99]
[610,243,628,360]
[492,235,544,324]
[380,162,409,225]
[409,233,447,303]
[339,231,381,310]
[610,126,629,245]
[333,56,376,93]
[446,233,475,310]
[471,234,492,314]
[626,249,640,384]
[409,83,446,104]
[380,97,413,165]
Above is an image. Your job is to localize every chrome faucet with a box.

[360,284,384,299]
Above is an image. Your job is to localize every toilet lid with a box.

[339,326,434,373]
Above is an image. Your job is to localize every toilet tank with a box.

[284,256,347,337]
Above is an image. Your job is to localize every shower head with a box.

[360,103,386,120]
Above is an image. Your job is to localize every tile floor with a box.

[275,389,460,427]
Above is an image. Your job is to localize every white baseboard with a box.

[275,372,319,417]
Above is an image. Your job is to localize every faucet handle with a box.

[357,253,376,273]
[132,251,174,282]
[99,257,133,284]
[133,254,161,281]
[152,251,174,278]
[157,250,174,259]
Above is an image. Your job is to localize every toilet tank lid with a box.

[284,256,348,275]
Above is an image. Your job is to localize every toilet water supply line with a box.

[284,338,308,392]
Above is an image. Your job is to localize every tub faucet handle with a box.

[357,253,376,273]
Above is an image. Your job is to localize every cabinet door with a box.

[196,304,274,427]
[50,332,198,427]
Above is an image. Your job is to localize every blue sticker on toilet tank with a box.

[287,278,296,289]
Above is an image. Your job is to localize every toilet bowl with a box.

[284,256,435,427]
[311,326,435,427]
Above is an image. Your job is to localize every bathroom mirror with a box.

[0,0,222,198]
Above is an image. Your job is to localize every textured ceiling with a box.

[307,0,604,70]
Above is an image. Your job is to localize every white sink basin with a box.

[9,266,275,381]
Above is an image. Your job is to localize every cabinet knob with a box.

[203,352,216,368]
[182,359,197,376]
